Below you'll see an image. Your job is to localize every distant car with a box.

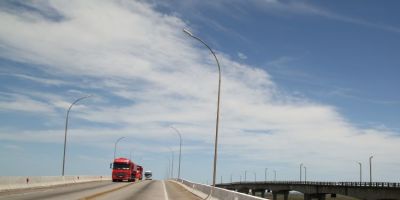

[144,170,152,180]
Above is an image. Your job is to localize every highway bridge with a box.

[2,178,400,200]
[216,181,400,200]
[0,180,201,200]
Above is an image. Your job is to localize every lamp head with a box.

[183,28,194,37]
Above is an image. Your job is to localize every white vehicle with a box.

[144,170,152,180]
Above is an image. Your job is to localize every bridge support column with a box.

[283,191,289,200]
[272,192,278,200]
[260,190,266,198]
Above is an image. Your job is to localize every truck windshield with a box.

[113,163,130,169]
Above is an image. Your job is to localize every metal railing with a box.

[217,181,400,188]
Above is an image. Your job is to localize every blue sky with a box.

[0,0,399,183]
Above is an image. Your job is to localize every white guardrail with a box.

[0,175,110,192]
[175,179,268,200]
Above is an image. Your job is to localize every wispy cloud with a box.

[2,144,23,151]
[0,92,55,113]
[253,0,400,34]
[0,72,67,86]
[237,52,247,60]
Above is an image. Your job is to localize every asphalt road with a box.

[0,180,201,200]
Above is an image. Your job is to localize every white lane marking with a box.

[162,181,170,200]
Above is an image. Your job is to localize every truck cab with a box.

[112,157,137,182]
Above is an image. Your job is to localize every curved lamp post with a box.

[300,163,303,182]
[130,150,134,161]
[166,157,171,179]
[265,168,268,182]
[167,147,175,178]
[369,155,374,184]
[114,136,126,160]
[304,166,307,182]
[357,161,362,184]
[183,28,222,188]
[171,126,182,180]
[62,95,91,176]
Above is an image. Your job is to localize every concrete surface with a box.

[0,176,110,192]
[0,180,202,200]
[177,179,269,200]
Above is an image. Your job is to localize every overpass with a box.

[216,181,400,200]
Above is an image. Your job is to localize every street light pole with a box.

[167,147,174,178]
[130,150,134,161]
[183,28,222,188]
[245,170,247,182]
[357,162,362,184]
[369,155,374,184]
[171,126,182,180]
[253,172,257,182]
[300,163,303,182]
[167,157,171,179]
[265,168,268,182]
[114,136,126,160]
[274,170,277,181]
[62,95,91,176]
[304,166,307,182]
[171,151,174,178]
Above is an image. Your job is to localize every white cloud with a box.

[0,0,399,181]
[2,144,23,151]
[0,72,67,86]
[252,0,400,34]
[0,92,55,113]
[237,52,247,60]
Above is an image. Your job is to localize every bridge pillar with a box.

[260,190,265,198]
[272,192,278,200]
[283,191,289,200]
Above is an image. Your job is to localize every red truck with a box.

[136,165,143,180]
[112,157,137,182]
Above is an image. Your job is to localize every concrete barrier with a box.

[0,175,111,192]
[176,179,268,200]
